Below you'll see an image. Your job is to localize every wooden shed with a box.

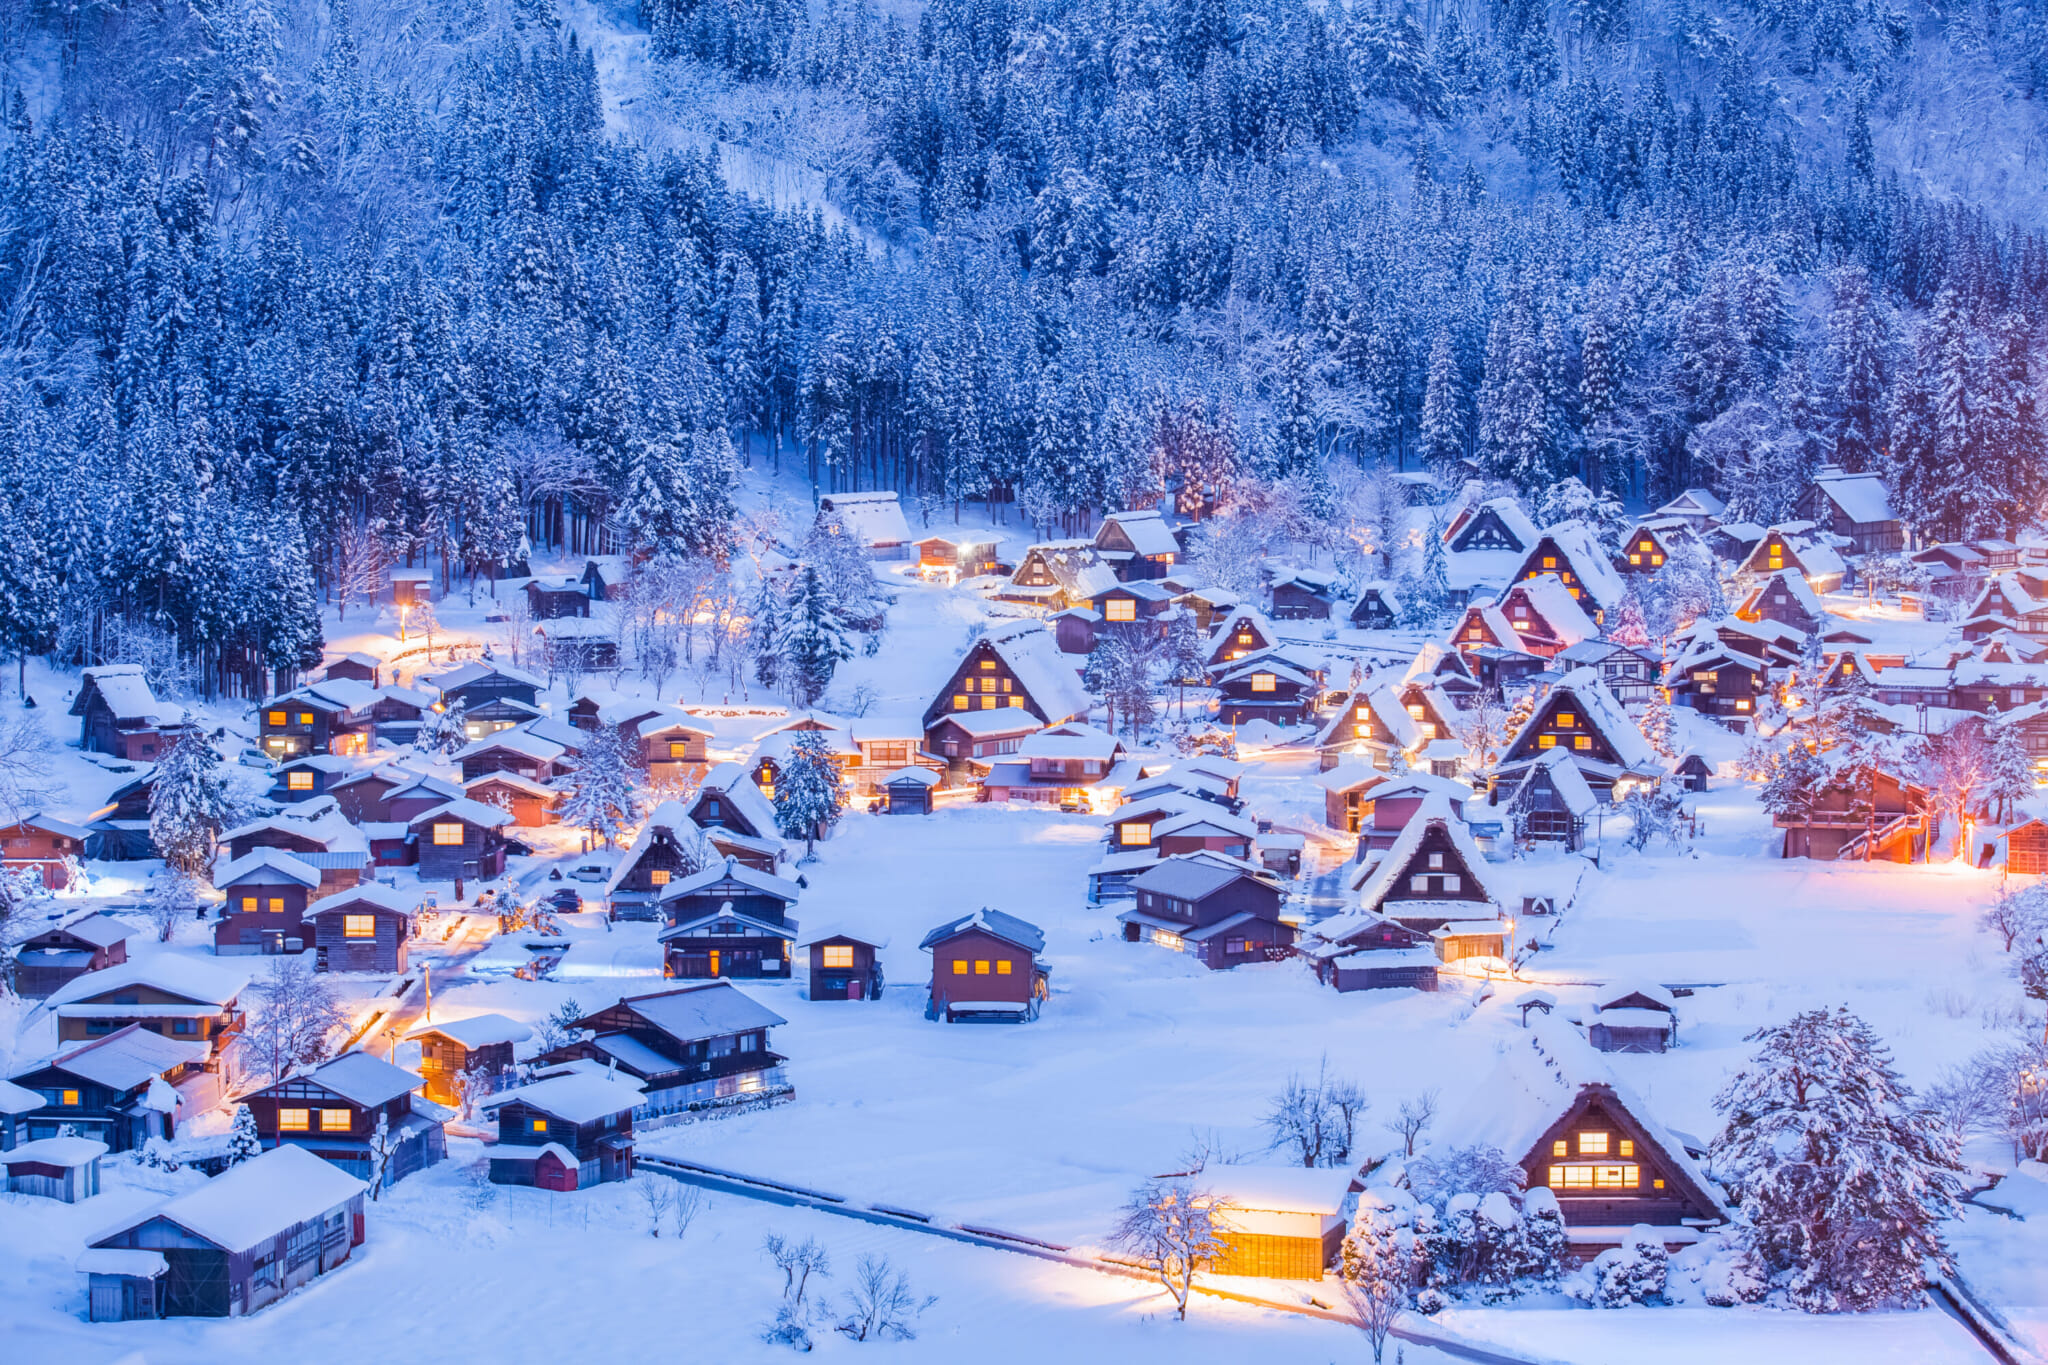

[11,913,131,998]
[238,1051,445,1187]
[801,932,886,1002]
[2010,819,2048,875]
[882,766,940,814]
[303,884,417,974]
[405,1013,532,1106]
[1198,1164,1353,1280]
[3,1135,106,1201]
[0,814,90,890]
[920,908,1050,1022]
[479,1071,644,1189]
[1587,984,1679,1054]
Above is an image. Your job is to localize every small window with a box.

[1578,1131,1610,1155]
[1552,1139,1567,1157]
[952,960,968,975]
[1555,713,1575,728]
[1543,556,1557,568]
[529,1118,547,1134]
[979,660,996,671]
[288,770,314,791]
[433,822,465,846]
[1573,736,1591,750]
[241,896,256,913]
[1105,599,1136,622]
[343,914,376,939]
[1538,735,1557,748]
[320,1108,352,1131]
[974,960,991,975]
[60,1088,80,1106]
[649,869,671,887]
[996,959,1013,975]
[268,898,285,914]
[279,1108,311,1131]
[268,711,286,726]
[1442,874,1461,892]
[1618,1139,1634,1157]
[1428,852,1444,869]
[1250,673,1277,693]
[298,712,314,726]
[1007,697,1023,708]
[821,944,854,969]
[1120,824,1151,846]
[1410,874,1430,893]
[667,741,691,759]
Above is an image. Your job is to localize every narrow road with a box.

[347,913,497,1062]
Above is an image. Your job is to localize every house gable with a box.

[1449,504,1530,553]
[1518,1085,1723,1227]
[1504,689,1625,766]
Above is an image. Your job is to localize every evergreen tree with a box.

[1711,1008,1966,1312]
[772,730,846,862]
[226,1102,262,1165]
[559,724,641,849]
[1419,328,1466,479]
[1985,705,2034,823]
[780,566,853,707]
[149,734,236,877]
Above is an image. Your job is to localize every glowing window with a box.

[1001,678,1012,693]
[320,1109,352,1131]
[279,1108,310,1131]
[1007,696,1023,708]
[1406,704,1426,719]
[953,695,968,710]
[268,711,286,726]
[979,660,996,671]
[1555,713,1576,728]
[649,870,671,886]
[821,945,854,969]
[1650,555,1664,566]
[269,898,285,914]
[530,1118,548,1134]
[1629,554,1642,565]
[61,1089,80,1106]
[1251,674,1277,693]
[1105,599,1137,623]
[1538,735,1557,748]
[667,742,691,759]
[1619,1140,1634,1157]
[951,960,968,975]
[1573,736,1591,750]
[980,697,996,710]
[298,712,314,726]
[1542,557,1557,568]
[288,770,314,791]
[343,915,376,938]
[1466,628,1482,641]
[974,960,991,975]
[1354,723,1371,739]
[1552,1139,1568,1157]
[996,959,1013,975]
[1120,824,1151,846]
[1578,1131,1610,1155]
[241,897,256,913]
[1596,1165,1639,1188]
[433,823,464,846]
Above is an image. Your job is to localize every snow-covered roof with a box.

[1741,567,1826,619]
[288,1052,422,1108]
[819,490,914,546]
[1345,793,1500,912]
[409,798,517,830]
[406,1013,532,1048]
[3,1135,108,1167]
[430,661,545,694]
[303,883,419,919]
[1316,763,1386,795]
[659,855,802,904]
[1531,521,1626,610]
[455,728,566,763]
[615,981,788,1041]
[919,907,1046,955]
[1503,574,1598,646]
[1810,471,1898,526]
[1514,747,1598,818]
[1017,724,1123,761]
[697,762,783,840]
[1515,668,1657,772]
[0,1078,41,1114]
[76,666,174,725]
[1317,686,1424,754]
[13,812,93,841]
[1757,523,1848,582]
[981,620,1092,723]
[221,802,368,854]
[462,770,558,799]
[1654,488,1726,518]
[96,1145,365,1254]
[1595,981,1677,1011]
[1594,1008,1676,1030]
[1153,806,1259,839]
[300,677,382,712]
[1129,855,1262,902]
[882,766,941,787]
[1097,509,1180,559]
[46,957,247,1010]
[928,709,1045,739]
[1199,1163,1354,1215]
[77,1248,167,1278]
[1215,658,1315,689]
[480,1071,649,1123]
[1448,603,1519,651]
[15,1026,211,1092]
[213,847,323,891]
[35,913,132,949]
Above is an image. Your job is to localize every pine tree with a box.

[780,565,853,707]
[772,730,845,862]
[1419,328,1465,479]
[1711,1007,1967,1312]
[149,734,236,877]
[1985,704,2034,823]
[1164,611,1210,719]
[749,578,785,694]
[1639,692,1676,759]
[559,724,641,849]
[226,1102,262,1165]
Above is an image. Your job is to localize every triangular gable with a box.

[1502,670,1654,770]
[1447,498,1538,554]
[1521,1083,1725,1226]
[1207,608,1277,665]
[1514,524,1623,615]
[1446,603,1518,654]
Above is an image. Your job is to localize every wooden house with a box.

[685,764,784,845]
[1341,795,1500,933]
[85,1144,367,1317]
[1053,605,1103,655]
[1587,984,1678,1054]
[1489,668,1661,797]
[320,652,383,687]
[0,1077,38,1148]
[1142,806,1260,859]
[1314,686,1424,772]
[1214,658,1316,726]
[882,766,940,813]
[71,666,182,760]
[1268,565,1341,620]
[1550,640,1662,705]
[47,957,247,1056]
[1119,856,1292,968]
[535,615,620,670]
[1797,468,1906,554]
[329,764,423,825]
[428,661,546,736]
[212,848,324,955]
[914,532,1003,582]
[604,801,712,920]
[1,813,89,890]
[1446,601,1521,658]
[923,619,1091,728]
[1962,572,2048,641]
[408,798,515,882]
[1651,487,1727,529]
[1093,579,1177,630]
[1735,522,1848,595]
[7,1025,211,1151]
[1206,607,1278,666]
[998,540,1118,612]
[238,1051,445,1187]
[480,1071,645,1189]
[455,726,569,783]
[1672,753,1713,792]
[391,569,432,605]
[1775,763,1931,861]
[1320,766,1386,834]
[1662,635,1769,729]
[1737,568,1825,634]
[269,755,356,805]
[405,1013,530,1106]
[629,711,713,785]
[1172,585,1240,633]
[303,885,417,974]
[979,724,1130,806]
[1496,574,1599,657]
[221,802,370,896]
[924,709,1044,779]
[1349,582,1401,629]
[1511,523,1625,623]
[1200,1165,1354,1280]
[818,490,914,558]
[801,932,886,1001]
[4,1135,106,1201]
[258,677,378,758]
[541,982,790,1117]
[367,683,435,746]
[1093,508,1180,580]
[524,575,593,619]
[1616,519,1685,574]
[1502,747,1598,850]
[2008,819,2048,875]
[84,772,159,862]
[462,771,561,827]
[1445,497,1539,554]
[12,913,131,998]
[657,856,803,980]
[920,908,1050,1022]
[581,555,631,601]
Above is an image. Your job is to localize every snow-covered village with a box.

[6,0,2048,1362]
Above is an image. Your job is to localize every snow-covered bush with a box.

[1579,1228,1669,1307]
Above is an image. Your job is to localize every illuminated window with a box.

[1552,1139,1568,1157]
[1618,1140,1634,1157]
[268,711,285,726]
[241,897,256,913]
[279,1108,310,1131]
[1251,673,1277,693]
[1001,678,1012,693]
[1105,599,1137,622]
[1578,1131,1610,1155]
[268,898,285,914]
[1406,704,1426,720]
[952,960,967,975]
[1653,1178,1665,1189]
[433,823,464,846]
[667,742,691,759]
[954,695,968,710]
[61,1088,80,1106]
[1543,557,1557,568]
[1555,713,1575,727]
[1573,736,1591,750]
[1596,1165,1639,1187]
[298,712,314,726]
[1120,824,1151,846]
[1734,699,1751,711]
[320,1109,352,1131]
[1629,554,1641,565]
[1007,697,1023,708]
[996,959,1013,975]
[343,915,376,938]
[530,1118,547,1134]
[979,660,996,671]
[974,960,991,975]
[821,945,854,969]
[980,696,996,710]
[650,869,671,887]
[1650,555,1664,566]
[1354,723,1372,739]
[1538,735,1557,748]
[288,770,314,791]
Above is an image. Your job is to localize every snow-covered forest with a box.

[0,0,2044,692]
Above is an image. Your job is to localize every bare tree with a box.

[1108,1178,1236,1320]
[0,714,56,828]
[834,1254,935,1342]
[145,867,202,944]
[1920,718,1991,859]
[1984,884,2048,952]
[637,1173,677,1235]
[365,1112,395,1201]
[764,1233,832,1348]
[1383,1090,1440,1157]
[1339,1210,1411,1364]
[332,522,387,623]
[1264,1059,1369,1168]
[243,956,350,1086]
[500,594,536,670]
[671,1183,705,1239]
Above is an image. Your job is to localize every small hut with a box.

[3,1135,106,1201]
[801,931,887,1001]
[881,766,940,814]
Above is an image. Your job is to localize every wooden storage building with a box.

[540,982,790,1118]
[212,848,324,955]
[4,1135,106,1201]
[920,908,1050,1022]
[801,932,886,1001]
[481,1071,644,1190]
[405,1014,531,1106]
[657,857,802,980]
[1118,856,1292,969]
[71,666,182,760]
[304,885,417,974]
[238,1051,445,1187]
[882,766,940,813]
[408,797,515,882]
[46,958,248,1055]
[11,913,130,998]
[7,1025,210,1151]
[1,814,89,891]
[1199,1165,1353,1280]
